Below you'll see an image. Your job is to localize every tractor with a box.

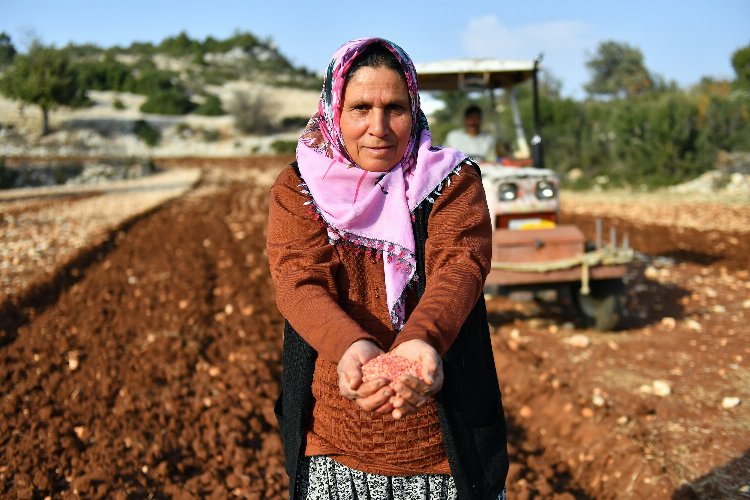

[416,57,633,330]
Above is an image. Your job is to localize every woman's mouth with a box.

[365,145,394,153]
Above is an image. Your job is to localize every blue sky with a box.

[2,0,748,98]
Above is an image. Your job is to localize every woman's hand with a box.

[389,339,444,419]
[337,340,394,414]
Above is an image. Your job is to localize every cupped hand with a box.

[337,340,394,414]
[389,339,444,419]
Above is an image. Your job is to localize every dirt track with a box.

[1,158,748,499]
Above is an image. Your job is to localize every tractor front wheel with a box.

[571,278,626,331]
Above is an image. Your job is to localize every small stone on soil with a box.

[563,334,591,348]
[652,380,673,396]
[685,319,702,331]
[67,351,80,371]
[661,317,676,329]
[721,397,741,409]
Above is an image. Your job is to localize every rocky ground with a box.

[0,166,200,309]
[1,157,749,499]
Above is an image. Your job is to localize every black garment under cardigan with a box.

[273,162,509,499]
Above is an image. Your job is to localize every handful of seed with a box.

[362,353,422,388]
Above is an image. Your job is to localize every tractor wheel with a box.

[571,278,626,331]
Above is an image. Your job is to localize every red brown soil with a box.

[2,166,286,498]
[1,158,748,499]
[490,206,749,499]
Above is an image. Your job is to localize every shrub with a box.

[202,128,221,142]
[123,66,178,95]
[140,88,196,115]
[280,115,310,130]
[203,31,259,53]
[113,98,125,110]
[176,122,193,137]
[0,157,16,189]
[133,119,160,146]
[194,93,225,116]
[125,41,155,57]
[228,89,275,134]
[270,139,297,155]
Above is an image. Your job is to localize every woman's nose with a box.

[368,109,388,137]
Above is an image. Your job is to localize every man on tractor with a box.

[444,104,501,162]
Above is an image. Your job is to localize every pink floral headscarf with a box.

[296,37,467,331]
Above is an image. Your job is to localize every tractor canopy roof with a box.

[415,58,537,91]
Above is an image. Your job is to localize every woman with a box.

[267,37,508,500]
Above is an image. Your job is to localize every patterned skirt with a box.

[297,456,507,500]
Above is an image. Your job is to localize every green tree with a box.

[0,32,16,66]
[159,31,200,56]
[76,55,132,91]
[0,42,80,135]
[222,31,260,52]
[584,41,653,99]
[125,41,155,57]
[731,44,750,89]
[703,93,750,151]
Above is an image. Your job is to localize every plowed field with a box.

[1,157,748,499]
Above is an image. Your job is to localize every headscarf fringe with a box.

[411,163,464,208]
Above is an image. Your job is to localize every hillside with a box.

[0,31,320,158]
[0,86,318,158]
[66,31,320,90]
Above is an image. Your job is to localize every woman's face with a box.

[339,66,412,172]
